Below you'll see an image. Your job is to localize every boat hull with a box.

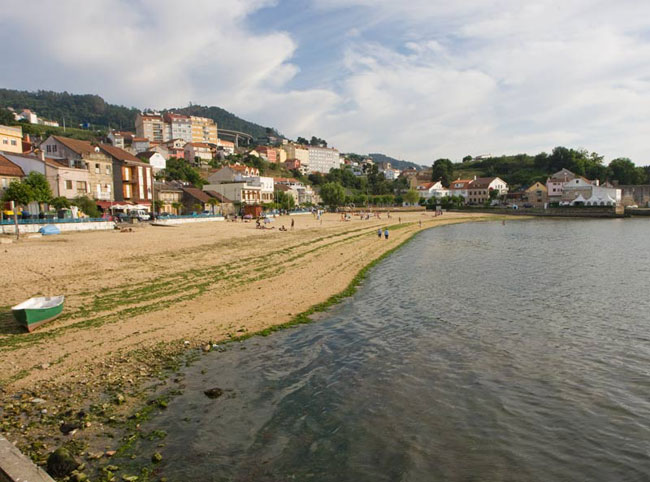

[12,303,64,332]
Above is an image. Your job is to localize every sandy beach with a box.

[0,210,503,467]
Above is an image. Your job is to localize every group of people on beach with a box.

[377,228,389,240]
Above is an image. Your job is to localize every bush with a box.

[73,196,101,217]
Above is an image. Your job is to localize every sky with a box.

[2,0,650,166]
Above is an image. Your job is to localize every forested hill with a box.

[368,153,422,171]
[0,88,277,138]
[432,148,650,189]
[0,89,138,130]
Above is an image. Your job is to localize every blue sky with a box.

[2,0,650,166]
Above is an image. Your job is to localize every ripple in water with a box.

[131,219,650,482]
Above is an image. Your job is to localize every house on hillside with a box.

[0,153,24,192]
[137,151,167,172]
[0,125,23,154]
[207,165,260,183]
[184,142,213,167]
[40,136,114,201]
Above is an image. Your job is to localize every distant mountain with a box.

[0,88,278,139]
[368,153,423,171]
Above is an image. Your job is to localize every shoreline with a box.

[0,212,512,479]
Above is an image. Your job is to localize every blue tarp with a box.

[39,225,61,236]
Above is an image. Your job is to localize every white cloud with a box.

[2,0,650,164]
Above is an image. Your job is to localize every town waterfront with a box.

[127,218,650,481]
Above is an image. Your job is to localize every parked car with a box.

[132,209,151,221]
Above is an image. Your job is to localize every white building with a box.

[416,181,449,199]
[164,114,193,143]
[307,146,340,174]
[203,182,261,205]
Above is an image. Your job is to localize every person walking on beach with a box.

[384,228,389,240]
[291,218,295,230]
[377,228,382,238]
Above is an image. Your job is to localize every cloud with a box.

[2,0,650,164]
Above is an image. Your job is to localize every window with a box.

[4,139,9,145]
[2,178,7,188]
[76,181,87,193]
[106,165,111,174]
[10,140,17,146]
[65,180,73,190]
[95,163,100,173]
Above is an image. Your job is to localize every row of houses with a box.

[506,169,623,207]
[1,125,322,217]
[1,132,153,211]
[416,176,509,204]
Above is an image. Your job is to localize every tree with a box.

[22,172,52,205]
[462,155,473,163]
[73,196,101,218]
[0,108,15,125]
[309,136,327,147]
[51,196,71,210]
[162,157,205,187]
[207,198,219,214]
[2,180,33,206]
[171,202,182,214]
[608,158,645,185]
[296,136,309,145]
[274,190,295,210]
[431,158,454,186]
[403,189,420,205]
[192,203,203,213]
[319,182,346,207]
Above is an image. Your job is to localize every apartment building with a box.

[281,144,310,169]
[0,124,23,153]
[307,145,340,174]
[135,113,169,143]
[99,144,153,207]
[164,113,193,143]
[190,116,218,144]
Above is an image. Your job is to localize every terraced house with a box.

[40,136,114,201]
[98,144,153,209]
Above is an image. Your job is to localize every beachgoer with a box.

[291,218,295,229]
[377,228,382,238]
[384,228,389,240]
[419,220,422,227]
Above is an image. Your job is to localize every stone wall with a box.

[1,221,115,235]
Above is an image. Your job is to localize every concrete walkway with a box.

[0,436,54,482]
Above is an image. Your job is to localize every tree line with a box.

[432,147,650,188]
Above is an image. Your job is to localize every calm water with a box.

[134,219,650,481]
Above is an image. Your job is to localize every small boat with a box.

[12,296,65,332]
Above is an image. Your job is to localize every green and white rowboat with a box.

[12,296,65,332]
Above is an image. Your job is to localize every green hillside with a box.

[368,153,423,171]
[0,88,278,139]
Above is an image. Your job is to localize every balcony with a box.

[96,192,112,200]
